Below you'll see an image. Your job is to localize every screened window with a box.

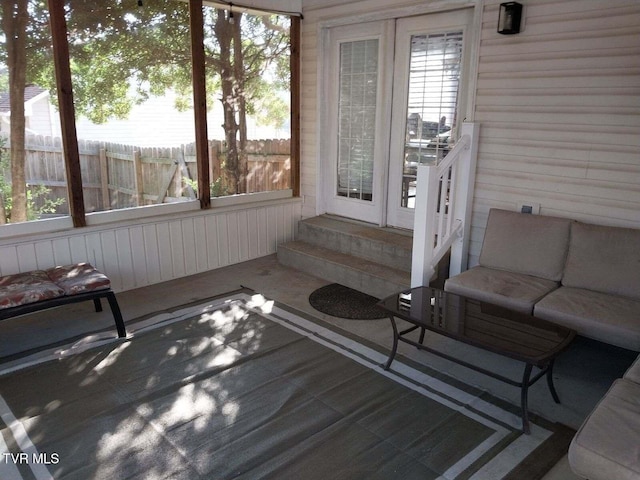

[0,3,67,223]
[65,0,196,212]
[203,6,291,198]
[0,1,296,229]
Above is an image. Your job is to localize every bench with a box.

[0,263,126,338]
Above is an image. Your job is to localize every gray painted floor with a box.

[2,254,636,479]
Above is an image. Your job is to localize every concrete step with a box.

[297,215,413,272]
[277,240,410,300]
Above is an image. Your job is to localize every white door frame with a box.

[386,9,475,229]
[318,20,394,226]
[317,7,478,228]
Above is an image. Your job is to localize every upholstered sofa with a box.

[568,355,640,480]
[444,208,640,351]
[444,208,640,480]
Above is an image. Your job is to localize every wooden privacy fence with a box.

[0,134,290,214]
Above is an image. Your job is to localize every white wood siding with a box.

[0,199,301,292]
[301,0,640,268]
[469,0,640,265]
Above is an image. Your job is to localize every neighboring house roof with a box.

[0,85,48,113]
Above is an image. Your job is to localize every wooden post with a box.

[290,16,301,197]
[99,148,110,210]
[189,0,210,208]
[133,150,144,206]
[48,0,86,226]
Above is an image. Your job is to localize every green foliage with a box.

[24,184,66,220]
[184,176,230,199]
[1,1,290,219]
[0,71,7,91]
[1,1,290,129]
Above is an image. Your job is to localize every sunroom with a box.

[0,0,639,479]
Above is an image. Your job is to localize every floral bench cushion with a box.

[0,270,65,309]
[0,263,111,310]
[45,263,111,296]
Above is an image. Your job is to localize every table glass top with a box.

[377,287,575,364]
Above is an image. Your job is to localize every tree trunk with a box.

[233,13,247,194]
[214,9,240,195]
[1,0,29,222]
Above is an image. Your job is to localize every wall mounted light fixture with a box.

[497,2,523,35]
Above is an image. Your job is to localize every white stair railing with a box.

[411,122,480,287]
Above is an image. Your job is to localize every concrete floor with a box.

[1,254,636,479]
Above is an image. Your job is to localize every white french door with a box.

[322,21,394,224]
[322,9,473,228]
[386,10,473,229]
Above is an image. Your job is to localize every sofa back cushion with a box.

[479,209,572,281]
[562,222,640,301]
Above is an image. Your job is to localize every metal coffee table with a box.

[377,286,576,434]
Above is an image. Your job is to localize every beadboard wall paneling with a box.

[0,200,301,292]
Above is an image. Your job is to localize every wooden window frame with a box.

[43,0,300,227]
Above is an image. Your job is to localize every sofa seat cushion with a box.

[444,266,559,314]
[534,287,640,351]
[0,271,65,310]
[623,355,640,383]
[563,221,640,301]
[45,263,111,296]
[568,379,640,480]
[478,209,572,281]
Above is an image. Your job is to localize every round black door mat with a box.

[308,283,387,320]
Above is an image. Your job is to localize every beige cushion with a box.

[444,266,559,314]
[534,287,640,352]
[569,379,640,480]
[623,355,640,384]
[479,209,572,281]
[563,222,640,301]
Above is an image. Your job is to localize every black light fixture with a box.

[497,2,523,35]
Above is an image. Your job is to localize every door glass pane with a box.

[337,39,378,201]
[401,31,463,208]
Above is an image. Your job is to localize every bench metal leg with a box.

[93,298,103,312]
[105,291,126,338]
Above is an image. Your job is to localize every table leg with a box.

[521,363,533,434]
[546,359,561,404]
[418,327,426,345]
[384,315,399,371]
